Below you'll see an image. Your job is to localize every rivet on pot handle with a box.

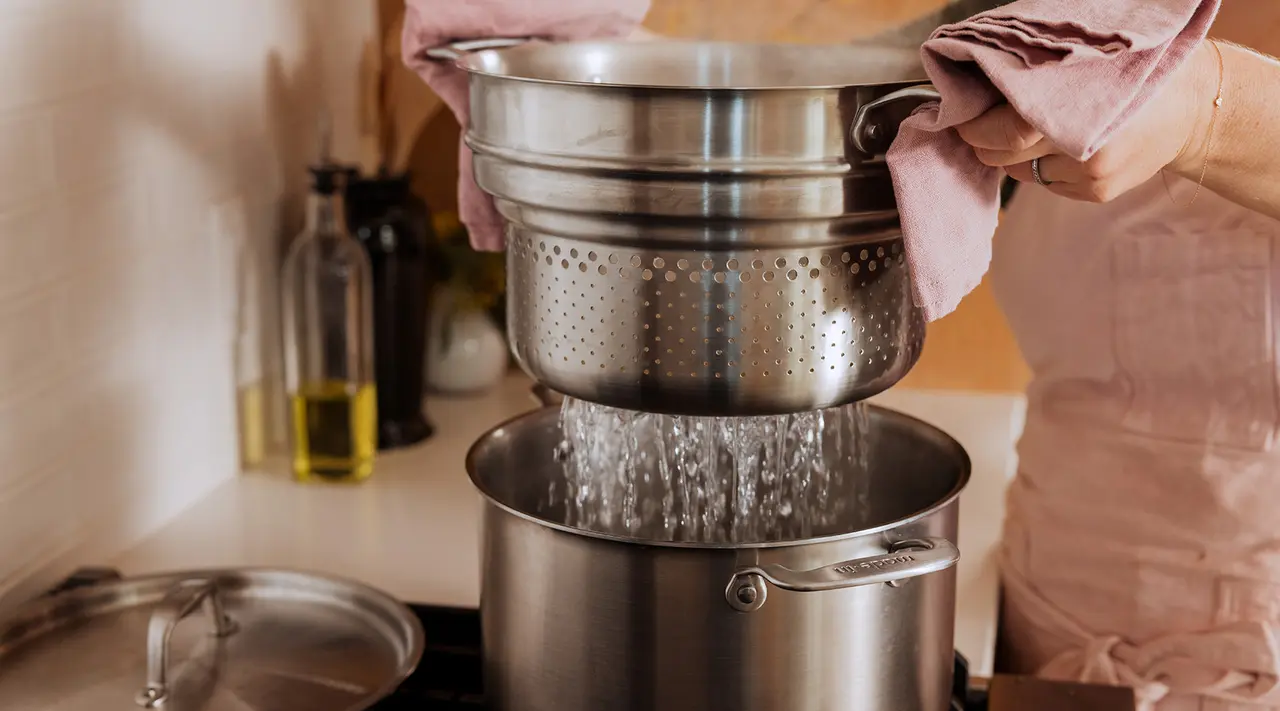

[850,85,942,156]
[135,579,238,708]
[725,537,959,612]
[424,37,535,63]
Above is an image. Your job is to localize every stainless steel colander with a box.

[507,231,921,415]
[428,40,938,416]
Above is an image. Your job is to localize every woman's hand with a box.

[955,41,1216,203]
[403,0,652,251]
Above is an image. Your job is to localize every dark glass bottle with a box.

[345,172,442,449]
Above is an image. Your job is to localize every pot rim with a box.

[465,402,971,550]
[451,40,929,93]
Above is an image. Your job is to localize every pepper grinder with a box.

[345,171,443,449]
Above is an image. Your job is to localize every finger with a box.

[1046,183,1095,201]
[458,143,507,251]
[1004,154,1083,186]
[955,104,1043,152]
[1003,161,1034,184]
[973,138,1054,168]
[627,27,662,41]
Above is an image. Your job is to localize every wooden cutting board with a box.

[988,675,1137,711]
[645,0,1005,43]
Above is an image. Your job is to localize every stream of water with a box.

[555,398,874,543]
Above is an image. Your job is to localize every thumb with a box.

[457,141,506,252]
[955,104,1042,152]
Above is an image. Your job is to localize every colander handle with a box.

[424,37,535,63]
[724,536,959,612]
[850,84,942,156]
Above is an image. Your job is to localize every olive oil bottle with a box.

[281,129,377,483]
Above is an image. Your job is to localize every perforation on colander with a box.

[507,230,920,414]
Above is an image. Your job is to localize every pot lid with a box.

[0,569,424,711]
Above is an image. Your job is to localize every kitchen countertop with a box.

[112,372,1024,676]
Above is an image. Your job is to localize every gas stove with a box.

[40,568,1133,711]
[367,605,1134,711]
[372,604,1137,711]
[372,604,990,711]
[374,605,484,710]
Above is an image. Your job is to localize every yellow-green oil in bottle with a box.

[237,381,266,469]
[290,380,377,483]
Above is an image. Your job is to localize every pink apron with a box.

[990,177,1280,709]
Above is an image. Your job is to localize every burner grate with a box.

[376,603,987,711]
[375,605,484,710]
[38,569,987,710]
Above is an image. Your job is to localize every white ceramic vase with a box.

[426,287,508,395]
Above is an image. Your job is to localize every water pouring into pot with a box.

[398,0,1280,707]
[407,35,967,711]
[392,0,1002,703]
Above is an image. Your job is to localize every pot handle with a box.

[850,84,942,156]
[424,37,535,63]
[725,537,958,612]
[135,579,238,708]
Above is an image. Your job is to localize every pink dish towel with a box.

[402,0,650,251]
[889,0,1219,321]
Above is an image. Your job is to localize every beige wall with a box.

[0,0,372,609]
[647,0,956,41]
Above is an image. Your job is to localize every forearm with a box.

[1172,40,1280,220]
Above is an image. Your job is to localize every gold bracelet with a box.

[1164,38,1224,207]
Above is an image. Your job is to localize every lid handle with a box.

[135,579,238,708]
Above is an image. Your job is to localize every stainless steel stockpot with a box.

[466,403,970,711]
[429,40,940,416]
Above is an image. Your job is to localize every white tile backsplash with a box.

[0,111,57,213]
[0,204,62,297]
[0,0,374,610]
